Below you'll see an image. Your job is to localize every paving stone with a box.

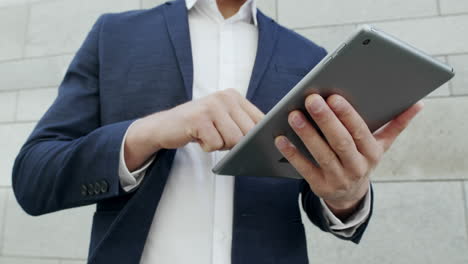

[17,88,57,121]
[372,97,468,181]
[297,16,468,57]
[302,182,468,264]
[278,0,438,28]
[25,0,140,57]
[0,0,28,7]
[0,257,59,264]
[0,123,36,187]
[0,0,44,8]
[0,91,17,122]
[0,5,28,61]
[296,24,357,52]
[3,190,94,258]
[0,55,72,91]
[448,54,468,95]
[439,0,468,14]
[256,0,276,20]
[370,15,468,56]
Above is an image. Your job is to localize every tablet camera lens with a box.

[363,39,371,45]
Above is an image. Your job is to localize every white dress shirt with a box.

[118,0,371,263]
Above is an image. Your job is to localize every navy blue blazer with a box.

[12,1,373,263]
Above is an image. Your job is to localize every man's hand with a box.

[274,94,423,220]
[124,89,264,171]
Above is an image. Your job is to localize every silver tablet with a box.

[212,25,455,179]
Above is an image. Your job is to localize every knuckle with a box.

[225,88,238,95]
[334,138,353,153]
[352,125,367,141]
[199,102,213,117]
[213,91,227,102]
[316,152,335,167]
[214,140,224,150]
[334,180,351,192]
[350,163,368,180]
[206,139,223,151]
[225,136,239,149]
[218,89,238,101]
[368,148,383,164]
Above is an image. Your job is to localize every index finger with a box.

[327,95,379,159]
[239,97,265,124]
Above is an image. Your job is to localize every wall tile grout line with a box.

[275,0,278,21]
[290,12,468,30]
[0,189,9,255]
[373,178,468,184]
[0,86,59,94]
[0,253,86,262]
[0,52,74,65]
[461,181,468,240]
[427,93,468,99]
[433,51,468,57]
[20,2,31,61]
[0,120,37,126]
[436,0,442,16]
[13,91,20,123]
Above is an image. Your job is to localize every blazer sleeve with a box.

[12,14,135,216]
[300,180,374,244]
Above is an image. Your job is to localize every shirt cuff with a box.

[118,121,156,192]
[320,183,372,237]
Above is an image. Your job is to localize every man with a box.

[12,0,422,263]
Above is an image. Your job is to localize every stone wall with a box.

[0,0,467,263]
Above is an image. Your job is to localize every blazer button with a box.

[87,183,95,196]
[94,182,101,195]
[100,180,109,193]
[81,184,88,196]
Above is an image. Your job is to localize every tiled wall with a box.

[0,0,466,263]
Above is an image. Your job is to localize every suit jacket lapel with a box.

[163,0,194,100]
[246,10,279,100]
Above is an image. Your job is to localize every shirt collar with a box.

[185,0,258,26]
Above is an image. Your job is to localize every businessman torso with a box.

[13,0,369,263]
[93,3,327,262]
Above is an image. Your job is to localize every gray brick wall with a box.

[0,0,466,263]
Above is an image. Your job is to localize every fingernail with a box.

[275,136,289,150]
[307,95,323,114]
[290,113,305,128]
